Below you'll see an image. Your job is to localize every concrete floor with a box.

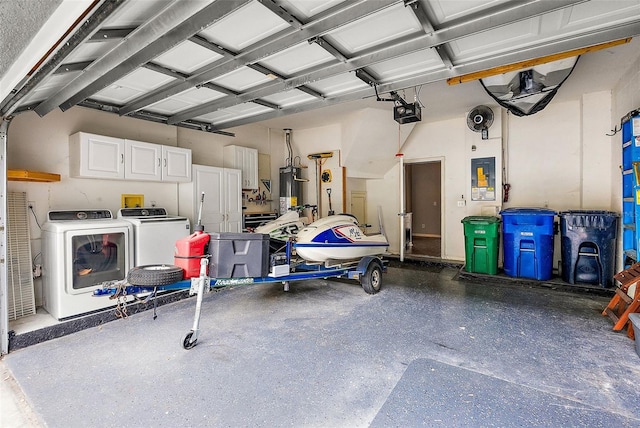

[2,263,640,427]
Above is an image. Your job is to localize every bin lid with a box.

[500,207,556,216]
[558,210,619,217]
[461,216,500,224]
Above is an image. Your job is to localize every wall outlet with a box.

[421,223,425,229]
[28,200,36,210]
[457,200,466,207]
[33,264,42,278]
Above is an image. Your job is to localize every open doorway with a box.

[405,161,442,258]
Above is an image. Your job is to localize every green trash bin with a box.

[461,216,500,274]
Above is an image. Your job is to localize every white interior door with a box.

[194,166,224,233]
[350,191,367,225]
[224,168,242,232]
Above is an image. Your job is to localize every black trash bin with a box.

[559,210,618,287]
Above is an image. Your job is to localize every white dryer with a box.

[42,210,133,320]
[117,208,190,266]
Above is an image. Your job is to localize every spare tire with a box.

[127,265,184,286]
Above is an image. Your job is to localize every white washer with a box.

[117,208,191,266]
[42,210,133,320]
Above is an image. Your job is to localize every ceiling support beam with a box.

[297,86,325,100]
[76,99,235,136]
[53,61,93,75]
[34,0,252,116]
[446,37,633,85]
[188,34,237,59]
[118,0,401,116]
[89,27,136,42]
[141,63,190,81]
[355,68,380,87]
[164,0,587,124]
[405,0,454,69]
[257,0,303,30]
[0,0,126,116]
[310,37,349,63]
[214,22,640,130]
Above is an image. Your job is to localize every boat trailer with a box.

[94,255,385,350]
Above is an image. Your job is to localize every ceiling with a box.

[2,0,640,136]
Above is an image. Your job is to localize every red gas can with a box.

[174,231,210,279]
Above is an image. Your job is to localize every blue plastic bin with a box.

[500,208,556,280]
[559,210,618,288]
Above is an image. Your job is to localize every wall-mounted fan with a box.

[467,105,494,140]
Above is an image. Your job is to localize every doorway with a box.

[405,161,442,257]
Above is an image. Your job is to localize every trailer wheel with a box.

[183,332,197,350]
[127,264,184,286]
[361,262,382,294]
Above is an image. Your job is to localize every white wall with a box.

[288,93,617,266]
[7,87,628,274]
[6,107,274,304]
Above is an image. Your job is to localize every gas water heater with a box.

[279,129,303,214]
[280,165,302,214]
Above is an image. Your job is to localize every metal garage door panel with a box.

[566,0,640,27]
[323,4,421,54]
[428,0,509,23]
[60,40,121,65]
[18,73,79,105]
[211,66,272,92]
[101,0,175,28]
[260,89,317,108]
[368,49,444,83]
[153,40,223,74]
[195,103,272,124]
[147,87,226,115]
[258,42,336,76]
[449,18,540,61]
[199,1,289,51]
[305,73,369,97]
[282,0,347,20]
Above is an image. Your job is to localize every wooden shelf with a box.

[8,169,60,182]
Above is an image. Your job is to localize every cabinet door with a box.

[224,168,243,232]
[244,147,258,190]
[193,165,225,233]
[125,139,161,181]
[70,132,125,179]
[163,146,192,182]
[224,145,259,189]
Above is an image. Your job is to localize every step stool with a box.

[602,262,640,339]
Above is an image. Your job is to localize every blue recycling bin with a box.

[500,208,556,280]
[559,210,618,288]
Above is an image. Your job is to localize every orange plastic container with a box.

[174,231,210,278]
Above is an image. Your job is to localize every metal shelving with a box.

[622,110,640,266]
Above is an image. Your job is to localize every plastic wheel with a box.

[361,262,382,294]
[183,331,197,350]
[127,264,184,286]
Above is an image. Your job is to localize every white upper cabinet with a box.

[125,139,161,181]
[223,145,258,190]
[162,145,192,182]
[70,132,125,179]
[70,132,191,182]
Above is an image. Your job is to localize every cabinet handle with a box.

[121,154,124,164]
[163,159,167,167]
[158,158,161,167]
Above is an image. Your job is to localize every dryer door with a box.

[65,226,131,294]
